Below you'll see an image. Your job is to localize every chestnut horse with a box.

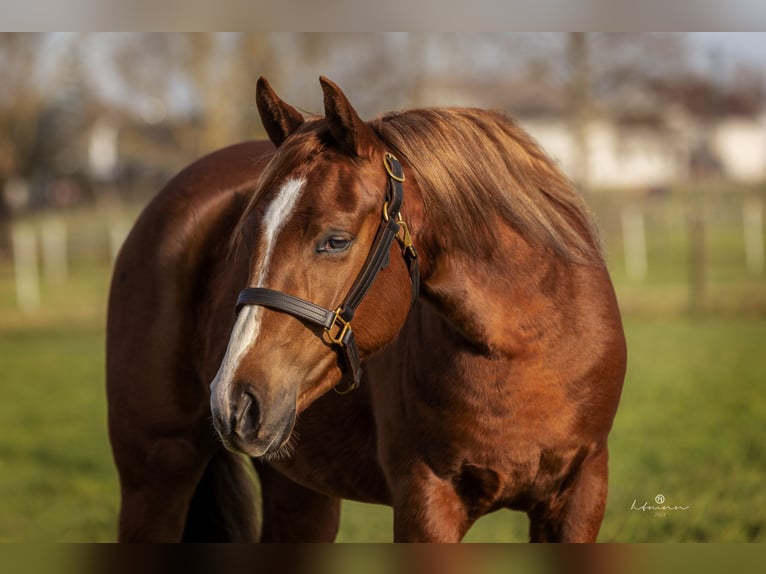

[106,76,626,542]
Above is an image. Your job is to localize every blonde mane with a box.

[235,107,603,266]
[371,108,603,265]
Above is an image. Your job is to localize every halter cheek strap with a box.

[234,153,419,394]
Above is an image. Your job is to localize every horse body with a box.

[107,77,626,542]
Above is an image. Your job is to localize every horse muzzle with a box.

[210,382,296,458]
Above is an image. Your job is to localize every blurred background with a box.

[0,33,764,542]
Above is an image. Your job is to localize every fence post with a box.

[743,196,764,275]
[40,217,68,283]
[688,197,707,314]
[621,204,647,282]
[11,223,40,313]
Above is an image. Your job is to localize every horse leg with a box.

[255,462,341,542]
[112,429,214,542]
[527,444,609,542]
[389,462,475,542]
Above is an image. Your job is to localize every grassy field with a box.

[0,192,764,542]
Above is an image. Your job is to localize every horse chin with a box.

[223,408,298,460]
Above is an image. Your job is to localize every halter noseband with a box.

[235,153,419,394]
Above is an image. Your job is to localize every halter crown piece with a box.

[235,153,419,394]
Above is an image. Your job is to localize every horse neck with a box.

[416,215,591,359]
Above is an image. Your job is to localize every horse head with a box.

[210,77,418,458]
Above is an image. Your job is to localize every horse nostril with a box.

[235,390,262,436]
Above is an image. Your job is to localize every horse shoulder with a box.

[107,141,273,417]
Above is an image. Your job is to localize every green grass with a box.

[602,317,766,542]
[0,325,117,542]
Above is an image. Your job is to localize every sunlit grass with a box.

[0,326,117,542]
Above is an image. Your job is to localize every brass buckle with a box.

[396,218,417,260]
[325,307,351,346]
[384,152,405,182]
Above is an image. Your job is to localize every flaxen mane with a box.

[235,107,603,266]
[371,108,604,265]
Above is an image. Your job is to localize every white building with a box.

[710,115,766,183]
[520,112,766,189]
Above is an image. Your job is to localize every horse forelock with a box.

[371,108,604,265]
[229,127,324,256]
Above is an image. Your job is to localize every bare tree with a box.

[595,34,685,93]
[169,33,277,154]
[0,34,48,251]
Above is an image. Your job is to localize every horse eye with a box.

[319,235,352,253]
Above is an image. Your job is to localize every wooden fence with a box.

[4,189,766,315]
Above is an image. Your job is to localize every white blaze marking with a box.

[211,178,306,407]
[252,177,306,287]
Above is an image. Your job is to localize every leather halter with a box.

[235,153,419,394]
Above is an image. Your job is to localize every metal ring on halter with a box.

[384,152,405,182]
[382,200,392,222]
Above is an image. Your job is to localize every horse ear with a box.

[256,77,305,147]
[319,76,375,157]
